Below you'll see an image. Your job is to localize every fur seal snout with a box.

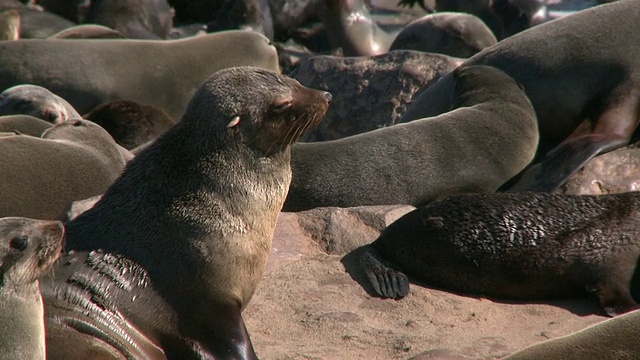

[0,217,64,360]
[361,191,640,317]
[43,67,330,359]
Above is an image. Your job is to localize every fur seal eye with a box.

[10,235,28,251]
[72,120,83,127]
[271,97,293,113]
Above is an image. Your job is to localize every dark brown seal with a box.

[284,65,538,211]
[361,191,640,317]
[84,100,176,150]
[42,67,331,359]
[401,1,640,192]
[0,217,64,360]
[505,309,640,359]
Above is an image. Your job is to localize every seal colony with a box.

[361,191,640,316]
[284,64,538,211]
[42,67,331,358]
[401,0,640,191]
[0,217,65,360]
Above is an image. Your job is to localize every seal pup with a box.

[0,31,280,120]
[401,0,640,192]
[84,100,176,150]
[504,309,640,359]
[284,65,538,211]
[361,190,640,316]
[389,12,497,58]
[0,119,127,219]
[42,67,331,359]
[0,217,65,360]
[0,84,81,124]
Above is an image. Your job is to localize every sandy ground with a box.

[245,250,608,360]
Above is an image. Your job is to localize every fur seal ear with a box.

[226,116,241,128]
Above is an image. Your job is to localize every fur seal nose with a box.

[323,92,332,103]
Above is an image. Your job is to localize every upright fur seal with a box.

[284,65,538,211]
[0,31,280,120]
[42,67,331,359]
[401,1,640,191]
[361,191,640,316]
[505,309,640,359]
[0,84,81,124]
[0,217,64,360]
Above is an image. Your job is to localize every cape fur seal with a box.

[284,64,538,211]
[505,309,640,359]
[401,1,640,191]
[0,30,280,120]
[0,84,81,124]
[0,217,64,360]
[0,119,127,219]
[42,67,331,358]
[361,191,640,316]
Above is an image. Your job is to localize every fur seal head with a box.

[0,217,64,360]
[0,84,81,124]
[0,217,64,289]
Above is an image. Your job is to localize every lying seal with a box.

[0,31,280,120]
[42,67,331,358]
[0,217,64,360]
[505,309,640,359]
[284,65,538,211]
[84,100,176,150]
[0,119,127,219]
[401,1,640,191]
[361,191,640,316]
[0,84,81,124]
[0,115,53,136]
[389,12,497,58]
